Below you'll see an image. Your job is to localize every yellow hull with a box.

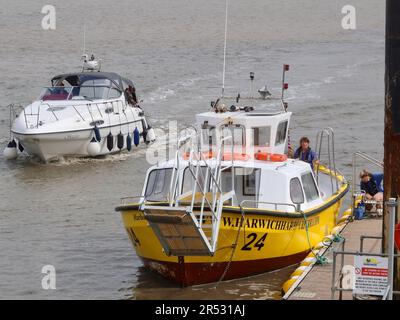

[117,182,348,286]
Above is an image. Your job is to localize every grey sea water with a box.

[0,0,385,299]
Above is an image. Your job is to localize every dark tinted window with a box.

[275,121,288,145]
[290,178,304,204]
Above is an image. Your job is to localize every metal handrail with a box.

[187,135,234,220]
[331,199,399,300]
[240,199,298,212]
[331,250,400,300]
[145,129,236,253]
[120,195,145,205]
[40,103,59,121]
[41,85,122,100]
[315,127,339,194]
[168,129,199,207]
[317,161,346,182]
[360,235,382,252]
[20,97,130,129]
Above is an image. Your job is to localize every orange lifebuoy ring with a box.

[254,152,287,162]
[183,150,215,160]
[222,153,250,161]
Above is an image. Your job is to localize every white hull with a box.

[13,124,145,162]
[11,96,151,162]
[6,72,155,162]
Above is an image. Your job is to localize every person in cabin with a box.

[53,81,68,96]
[359,169,383,213]
[294,137,319,170]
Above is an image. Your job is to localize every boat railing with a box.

[120,195,145,205]
[170,130,236,249]
[168,132,198,207]
[240,199,298,213]
[315,127,339,194]
[8,104,25,128]
[21,98,129,129]
[137,131,236,256]
[185,135,234,210]
[39,103,59,121]
[187,134,236,251]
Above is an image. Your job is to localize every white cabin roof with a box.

[196,110,291,126]
[156,157,310,174]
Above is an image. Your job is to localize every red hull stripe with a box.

[140,250,309,286]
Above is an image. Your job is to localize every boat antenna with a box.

[83,23,86,55]
[221,0,229,98]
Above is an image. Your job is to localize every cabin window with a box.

[290,177,304,204]
[79,79,121,100]
[201,126,217,149]
[275,121,288,146]
[145,168,175,201]
[301,172,319,202]
[182,166,210,195]
[242,168,260,196]
[221,167,261,206]
[221,125,244,146]
[108,87,122,99]
[252,127,271,146]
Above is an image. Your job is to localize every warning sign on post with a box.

[353,255,389,296]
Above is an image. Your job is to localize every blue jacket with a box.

[294,147,317,170]
[360,176,380,196]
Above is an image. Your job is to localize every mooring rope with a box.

[214,209,246,287]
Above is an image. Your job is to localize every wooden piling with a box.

[384,0,400,296]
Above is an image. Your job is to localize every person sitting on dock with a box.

[294,137,318,170]
[360,169,383,215]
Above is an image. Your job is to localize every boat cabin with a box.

[196,98,291,155]
[143,157,325,213]
[141,97,340,214]
[39,72,134,101]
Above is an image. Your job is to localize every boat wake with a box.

[5,146,148,167]
[145,74,219,104]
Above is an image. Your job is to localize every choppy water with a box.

[0,0,385,299]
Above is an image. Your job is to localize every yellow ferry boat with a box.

[116,71,349,286]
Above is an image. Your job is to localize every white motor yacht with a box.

[4,57,155,162]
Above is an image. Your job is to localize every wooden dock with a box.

[284,216,383,300]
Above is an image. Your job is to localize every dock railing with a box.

[331,198,399,300]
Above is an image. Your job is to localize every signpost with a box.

[354,255,389,296]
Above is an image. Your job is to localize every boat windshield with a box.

[39,79,122,101]
[39,86,74,101]
[145,168,175,202]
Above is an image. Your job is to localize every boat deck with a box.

[283,216,382,300]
